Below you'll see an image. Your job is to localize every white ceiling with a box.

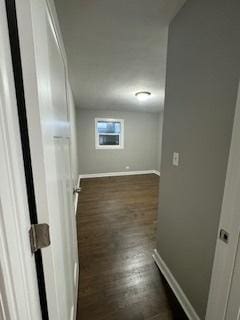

[55,0,186,112]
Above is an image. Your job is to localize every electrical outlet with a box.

[125,166,130,170]
[172,152,179,166]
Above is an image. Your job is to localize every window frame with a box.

[95,118,124,150]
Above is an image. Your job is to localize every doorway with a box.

[76,175,188,319]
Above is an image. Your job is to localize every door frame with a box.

[206,81,240,319]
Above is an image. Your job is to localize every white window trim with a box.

[95,118,124,149]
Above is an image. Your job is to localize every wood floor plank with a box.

[76,174,187,320]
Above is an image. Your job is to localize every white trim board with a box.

[74,175,81,215]
[152,249,200,320]
[79,170,160,179]
[205,83,240,320]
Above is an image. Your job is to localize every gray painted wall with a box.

[156,0,240,318]
[76,109,162,174]
[156,112,163,172]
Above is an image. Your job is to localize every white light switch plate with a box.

[173,152,179,166]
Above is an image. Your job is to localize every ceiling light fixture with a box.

[135,91,151,101]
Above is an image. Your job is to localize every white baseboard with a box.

[79,170,160,179]
[73,175,80,319]
[74,175,81,215]
[152,249,200,320]
[152,170,160,176]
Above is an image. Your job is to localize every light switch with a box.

[172,152,179,166]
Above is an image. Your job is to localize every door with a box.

[206,82,240,320]
[0,1,42,319]
[0,264,10,320]
[15,0,79,318]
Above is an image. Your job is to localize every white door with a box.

[15,0,79,318]
[206,82,240,320]
[0,1,42,319]
[0,265,10,320]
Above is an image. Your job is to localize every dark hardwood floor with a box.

[76,174,187,320]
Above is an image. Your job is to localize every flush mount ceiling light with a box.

[135,91,151,101]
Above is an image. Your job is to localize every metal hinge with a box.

[73,187,82,194]
[29,224,51,253]
[219,228,229,244]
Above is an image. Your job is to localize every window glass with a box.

[97,121,121,134]
[99,134,119,146]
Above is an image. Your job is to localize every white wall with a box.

[76,109,163,174]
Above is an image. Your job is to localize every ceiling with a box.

[55,0,186,112]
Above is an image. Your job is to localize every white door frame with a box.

[0,1,42,318]
[206,81,240,319]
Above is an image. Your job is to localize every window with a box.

[95,118,124,149]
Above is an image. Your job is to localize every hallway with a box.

[76,174,187,320]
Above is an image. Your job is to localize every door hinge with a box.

[29,224,51,253]
[219,228,229,244]
[73,187,82,194]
